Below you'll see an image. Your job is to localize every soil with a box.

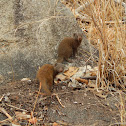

[0,79,121,126]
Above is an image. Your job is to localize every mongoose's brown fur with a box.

[36,64,64,95]
[57,33,83,63]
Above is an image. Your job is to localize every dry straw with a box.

[64,0,126,89]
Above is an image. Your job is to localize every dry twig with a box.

[52,93,65,108]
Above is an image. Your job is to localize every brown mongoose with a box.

[57,33,83,63]
[36,63,64,95]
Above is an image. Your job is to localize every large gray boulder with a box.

[0,0,90,84]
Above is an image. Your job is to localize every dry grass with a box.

[62,0,126,89]
[87,0,126,89]
[61,0,126,124]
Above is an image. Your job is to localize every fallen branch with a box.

[52,93,65,108]
[0,107,13,123]
[32,82,42,113]
[5,103,28,112]
[0,94,5,102]
[75,78,89,84]
[0,107,13,120]
[81,76,97,80]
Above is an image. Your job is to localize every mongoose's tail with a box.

[41,79,51,95]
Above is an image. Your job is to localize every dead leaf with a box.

[75,78,88,84]
[63,67,79,78]
[90,72,97,76]
[53,122,59,126]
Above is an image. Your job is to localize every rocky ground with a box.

[0,76,122,126]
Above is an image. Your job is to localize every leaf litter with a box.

[0,66,122,125]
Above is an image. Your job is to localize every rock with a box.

[0,0,90,84]
[4,96,11,103]
[62,86,66,90]
[21,78,31,82]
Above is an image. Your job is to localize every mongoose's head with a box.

[73,33,83,43]
[54,63,64,76]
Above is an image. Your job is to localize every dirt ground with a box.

[0,79,121,126]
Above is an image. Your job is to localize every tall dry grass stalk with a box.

[88,0,125,89]
[64,0,126,89]
[92,0,125,89]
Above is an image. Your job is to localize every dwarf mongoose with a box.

[57,33,83,63]
[36,63,64,95]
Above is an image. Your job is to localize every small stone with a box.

[4,96,11,103]
[62,86,66,90]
